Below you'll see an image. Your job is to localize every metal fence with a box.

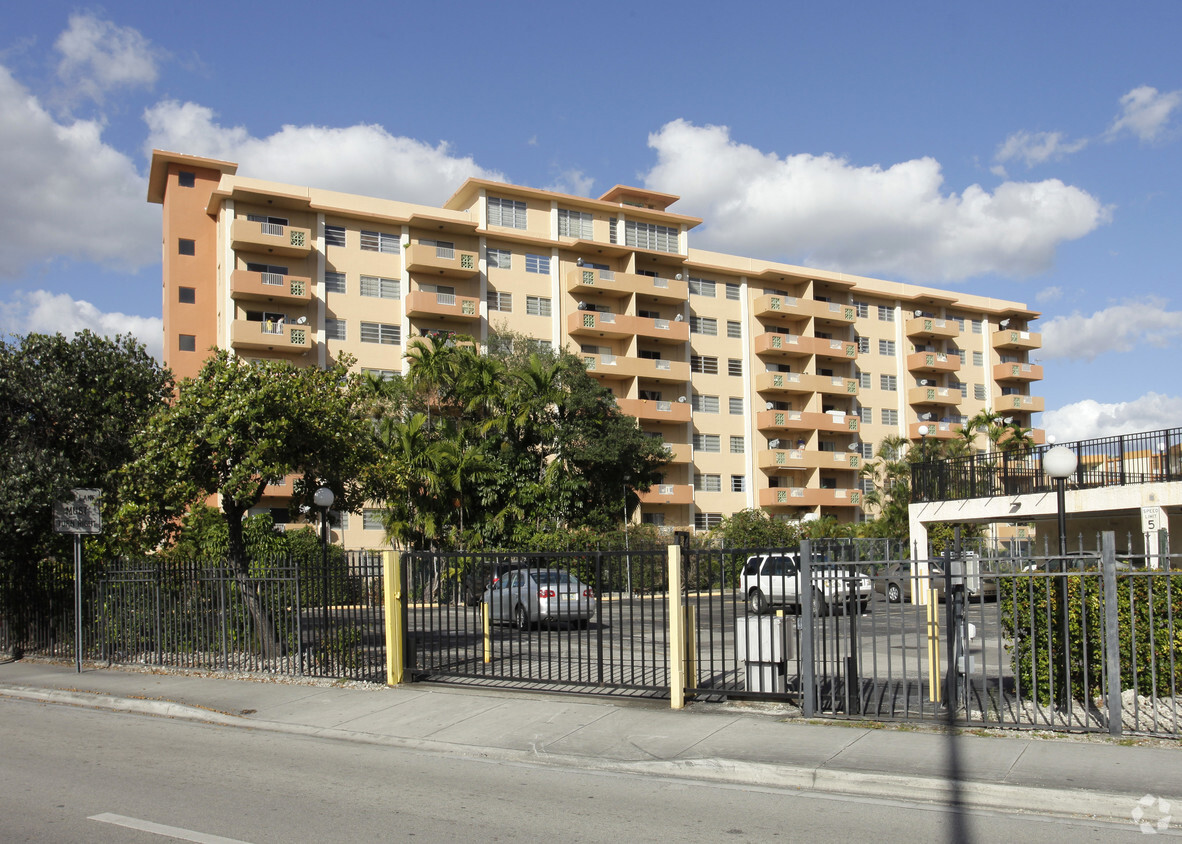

[0,552,387,683]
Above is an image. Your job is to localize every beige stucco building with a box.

[148,149,1044,547]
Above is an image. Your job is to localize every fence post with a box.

[383,550,405,686]
[1101,531,1122,736]
[668,542,685,710]
[800,539,815,717]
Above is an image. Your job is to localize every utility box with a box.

[735,616,793,693]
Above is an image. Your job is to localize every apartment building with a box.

[148,149,1044,547]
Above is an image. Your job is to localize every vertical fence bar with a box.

[799,539,815,717]
[1102,532,1122,736]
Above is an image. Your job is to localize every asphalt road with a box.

[0,697,1147,843]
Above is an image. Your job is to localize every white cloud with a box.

[544,169,594,197]
[994,130,1088,169]
[1107,85,1182,142]
[1043,393,1182,442]
[144,100,506,206]
[643,120,1110,282]
[1035,285,1063,304]
[0,290,162,361]
[0,65,158,277]
[54,13,160,104]
[1040,298,1182,361]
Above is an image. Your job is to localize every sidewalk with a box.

[1,659,1176,826]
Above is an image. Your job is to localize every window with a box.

[857,336,870,354]
[972,319,983,334]
[859,372,871,389]
[324,225,346,248]
[690,355,718,374]
[731,475,746,493]
[729,397,743,415]
[691,394,719,413]
[727,320,742,339]
[360,230,399,253]
[526,296,552,317]
[178,238,195,255]
[854,301,869,319]
[861,443,874,459]
[487,290,512,312]
[486,248,512,269]
[360,276,400,298]
[689,316,717,335]
[247,214,288,226]
[363,509,385,531]
[178,287,195,304]
[688,277,716,297]
[324,272,346,294]
[728,358,742,377]
[880,375,897,391]
[860,407,873,423]
[725,282,741,300]
[360,322,400,345]
[954,317,966,331]
[488,196,527,229]
[325,319,347,341]
[879,340,896,356]
[730,436,745,454]
[178,334,196,352]
[973,351,984,367]
[362,368,397,381]
[693,433,721,452]
[878,305,894,322]
[625,220,679,252]
[178,171,195,188]
[955,380,968,397]
[974,384,986,400]
[695,513,723,531]
[881,409,899,425]
[525,253,551,274]
[694,473,721,492]
[557,208,593,238]
[641,513,665,527]
[957,350,967,364]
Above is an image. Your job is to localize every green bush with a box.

[1001,570,1182,704]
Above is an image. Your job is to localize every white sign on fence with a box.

[1142,506,1164,535]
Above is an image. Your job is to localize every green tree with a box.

[0,331,173,652]
[120,351,382,657]
[711,508,801,549]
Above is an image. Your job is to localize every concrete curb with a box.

[0,684,1140,823]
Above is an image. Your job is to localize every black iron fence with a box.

[912,425,1182,503]
[0,552,387,682]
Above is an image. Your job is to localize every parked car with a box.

[482,568,595,630]
[740,552,873,615]
[876,560,999,603]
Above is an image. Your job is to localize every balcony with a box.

[230,319,313,353]
[405,290,480,321]
[566,311,690,343]
[907,385,960,406]
[230,219,313,258]
[758,486,862,508]
[581,353,690,383]
[906,351,961,374]
[756,372,857,397]
[995,393,1045,414]
[754,333,858,362]
[908,421,962,440]
[662,442,692,463]
[757,449,863,473]
[993,361,1044,383]
[905,316,960,340]
[992,329,1041,351]
[637,483,694,505]
[405,241,479,278]
[230,270,312,305]
[566,268,688,303]
[616,397,692,423]
[756,409,860,434]
[752,295,856,325]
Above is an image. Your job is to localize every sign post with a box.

[53,489,102,673]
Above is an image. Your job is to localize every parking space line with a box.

[88,813,251,844]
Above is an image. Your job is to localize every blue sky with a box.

[2,1,1180,443]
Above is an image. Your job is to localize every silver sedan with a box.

[482,568,595,630]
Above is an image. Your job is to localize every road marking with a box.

[88,813,252,843]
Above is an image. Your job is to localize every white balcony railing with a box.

[260,222,284,237]
[436,292,455,306]
[260,272,284,286]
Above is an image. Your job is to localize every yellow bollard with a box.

[668,543,685,710]
[926,588,941,702]
[383,550,405,686]
[483,600,491,664]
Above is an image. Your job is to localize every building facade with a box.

[148,149,1044,547]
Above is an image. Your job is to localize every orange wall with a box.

[162,164,221,381]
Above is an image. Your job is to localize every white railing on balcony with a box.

[260,222,284,237]
[656,400,672,412]
[435,244,455,260]
[653,278,668,288]
[827,302,842,313]
[659,484,675,495]
[653,318,669,330]
[601,353,616,365]
[829,375,844,385]
[654,359,670,370]
[259,272,284,286]
[261,322,284,335]
[599,269,615,281]
[599,312,615,323]
[829,340,843,350]
[436,292,456,306]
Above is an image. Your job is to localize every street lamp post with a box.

[313,486,335,638]
[917,424,930,498]
[1042,445,1078,707]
